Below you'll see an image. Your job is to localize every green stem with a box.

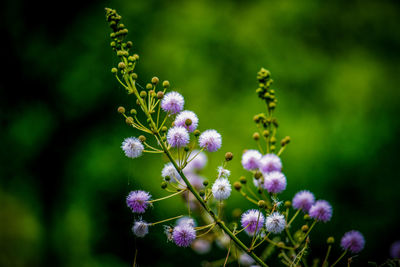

[322,245,332,267]
[330,250,347,267]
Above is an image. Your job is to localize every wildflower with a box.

[191,239,211,254]
[199,129,222,152]
[121,137,144,158]
[292,190,315,212]
[259,154,282,173]
[186,173,205,189]
[176,217,197,227]
[241,150,262,170]
[126,190,151,213]
[217,166,231,178]
[161,162,181,181]
[264,171,287,193]
[212,178,232,200]
[239,253,255,266]
[161,91,184,114]
[185,150,207,171]
[241,209,265,236]
[390,241,400,258]
[265,212,286,234]
[309,200,333,222]
[167,126,190,147]
[132,219,149,237]
[173,224,196,247]
[174,110,199,132]
[341,230,365,253]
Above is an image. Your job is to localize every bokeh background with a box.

[1,0,400,266]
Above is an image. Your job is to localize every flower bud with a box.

[131,73,138,79]
[162,80,170,88]
[193,130,201,137]
[146,83,152,90]
[111,67,118,74]
[117,106,125,114]
[233,181,242,191]
[151,77,159,84]
[225,152,233,161]
[262,130,269,137]
[253,132,260,140]
[185,119,192,126]
[161,126,168,133]
[277,241,285,248]
[157,91,164,99]
[199,190,205,197]
[161,181,168,189]
[140,91,147,98]
[232,208,242,218]
[239,176,247,184]
[270,145,276,152]
[269,102,276,109]
[130,109,137,115]
[301,225,309,233]
[258,200,267,209]
[203,180,209,187]
[118,62,126,69]
[284,201,291,208]
[133,54,140,60]
[270,137,276,144]
[126,41,133,48]
[139,135,146,142]
[254,171,262,179]
[303,214,311,221]
[165,176,171,182]
[128,56,135,61]
[125,117,134,125]
[184,146,190,152]
[327,236,335,244]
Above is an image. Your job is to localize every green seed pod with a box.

[117,106,125,114]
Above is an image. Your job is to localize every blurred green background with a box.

[1,0,400,266]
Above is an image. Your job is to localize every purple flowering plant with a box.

[105,8,368,267]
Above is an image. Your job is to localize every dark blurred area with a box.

[1,0,400,266]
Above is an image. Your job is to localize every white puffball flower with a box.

[212,178,232,200]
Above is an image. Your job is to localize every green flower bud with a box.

[133,54,140,60]
[125,117,134,125]
[233,181,242,191]
[258,200,267,209]
[269,102,276,109]
[140,91,147,98]
[185,119,192,126]
[131,73,138,80]
[301,225,309,233]
[139,135,146,142]
[193,130,201,137]
[263,130,269,137]
[203,180,209,187]
[118,62,126,69]
[146,83,152,90]
[117,106,125,114]
[239,176,247,184]
[284,201,291,208]
[225,152,233,161]
[254,171,262,179]
[151,77,159,84]
[253,132,260,140]
[161,181,168,189]
[126,41,133,48]
[130,109,137,115]
[270,137,276,144]
[161,126,168,133]
[303,214,311,221]
[111,67,118,74]
[327,237,335,244]
[199,190,205,197]
[157,91,164,99]
[162,80,170,88]
[164,176,171,182]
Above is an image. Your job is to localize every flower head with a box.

[121,137,144,158]
[390,241,400,258]
[132,219,149,237]
[186,173,205,189]
[217,166,231,178]
[176,217,197,228]
[259,154,282,173]
[241,150,262,170]
[264,171,287,193]
[174,110,199,132]
[199,129,222,152]
[161,91,184,114]
[167,126,190,147]
[162,162,181,181]
[185,150,207,172]
[239,253,255,266]
[265,212,286,234]
[241,209,265,236]
[309,200,333,222]
[341,230,365,253]
[192,239,211,254]
[292,190,315,212]
[212,178,232,200]
[173,224,196,247]
[126,190,151,213]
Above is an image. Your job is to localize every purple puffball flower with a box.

[192,239,212,254]
[161,162,181,181]
[390,241,400,258]
[265,212,286,234]
[185,150,207,172]
[132,219,149,238]
[212,178,232,200]
[167,126,190,147]
[259,154,282,173]
[241,209,265,236]
[309,200,333,222]
[121,137,144,158]
[126,190,151,213]
[199,129,222,152]
[173,224,196,247]
[264,171,287,193]
[292,190,315,212]
[176,217,197,228]
[241,150,262,171]
[341,230,365,253]
[174,110,199,132]
[161,91,184,114]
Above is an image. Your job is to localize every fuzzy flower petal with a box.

[259,154,282,173]
[264,171,287,193]
[341,230,365,253]
[126,190,151,213]
[241,209,265,236]
[390,241,400,258]
[174,110,199,132]
[309,200,333,222]
[167,126,190,147]
[192,239,212,254]
[132,219,149,238]
[176,217,197,228]
[199,130,222,152]
[239,253,255,266]
[173,224,196,247]
[161,91,184,114]
[212,178,232,200]
[121,137,144,158]
[217,166,231,178]
[241,150,262,170]
[185,150,207,172]
[292,190,315,212]
[265,212,286,234]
